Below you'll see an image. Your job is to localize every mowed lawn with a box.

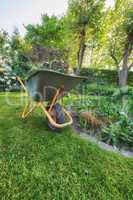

[0,93,133,200]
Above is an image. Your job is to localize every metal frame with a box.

[17,77,73,128]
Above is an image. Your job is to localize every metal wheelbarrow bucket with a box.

[17,69,86,130]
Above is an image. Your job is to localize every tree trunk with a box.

[76,26,86,74]
[118,33,133,87]
[118,67,128,87]
[89,45,94,67]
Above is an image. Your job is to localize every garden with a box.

[0,0,133,199]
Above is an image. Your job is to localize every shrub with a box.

[79,68,133,86]
[0,71,19,92]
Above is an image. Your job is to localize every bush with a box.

[78,84,117,96]
[0,71,19,92]
[79,68,133,86]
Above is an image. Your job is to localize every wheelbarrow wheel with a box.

[47,103,65,132]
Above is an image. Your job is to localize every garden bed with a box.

[64,84,133,151]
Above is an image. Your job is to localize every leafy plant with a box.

[101,112,133,147]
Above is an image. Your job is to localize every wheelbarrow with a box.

[17,69,86,130]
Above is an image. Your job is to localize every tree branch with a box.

[110,52,119,68]
[128,62,133,70]
[109,42,120,68]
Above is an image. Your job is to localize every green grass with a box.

[0,93,133,200]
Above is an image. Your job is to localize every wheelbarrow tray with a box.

[26,69,86,102]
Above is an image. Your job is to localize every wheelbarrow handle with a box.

[17,76,28,93]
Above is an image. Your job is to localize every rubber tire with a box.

[47,103,65,132]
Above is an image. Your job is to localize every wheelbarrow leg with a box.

[21,100,37,119]
[48,88,61,113]
[17,76,36,119]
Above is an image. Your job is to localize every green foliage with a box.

[0,30,10,66]
[80,68,133,86]
[25,14,67,51]
[78,0,133,72]
[0,0,132,80]
[0,16,69,77]
[66,0,105,67]
[0,30,8,50]
[7,29,32,77]
[82,84,118,96]
[102,113,133,146]
[67,0,105,29]
[64,82,133,148]
[105,0,133,69]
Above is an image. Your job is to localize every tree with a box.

[25,14,69,69]
[108,0,133,87]
[0,30,9,67]
[67,0,105,73]
[0,30,8,50]
[9,28,32,77]
[25,15,67,54]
